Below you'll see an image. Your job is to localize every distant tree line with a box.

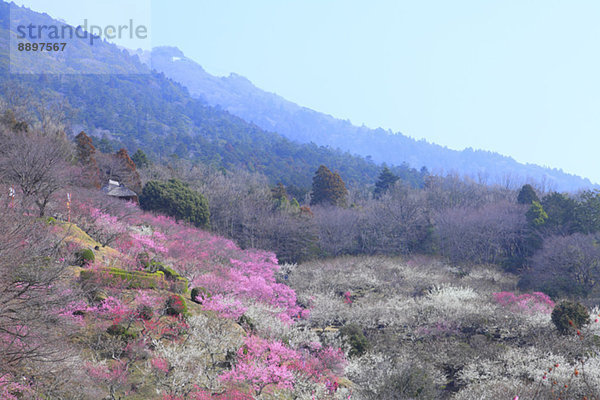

[3,102,599,304]
[134,155,600,305]
[0,73,429,193]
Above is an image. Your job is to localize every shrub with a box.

[146,260,180,278]
[339,324,370,357]
[165,294,187,316]
[144,261,186,291]
[144,259,161,273]
[76,248,95,266]
[190,287,211,304]
[551,301,590,334]
[136,304,154,321]
[106,324,137,341]
[159,265,180,281]
[139,179,210,228]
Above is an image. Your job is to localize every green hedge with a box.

[551,301,590,335]
[76,248,95,266]
[81,267,165,289]
[165,294,188,316]
[80,267,188,293]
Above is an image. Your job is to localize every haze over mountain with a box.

[145,46,596,192]
[0,1,430,190]
[1,1,596,193]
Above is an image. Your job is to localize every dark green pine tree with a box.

[96,135,114,153]
[541,192,578,235]
[131,149,150,169]
[526,201,548,228]
[517,184,539,205]
[374,166,399,198]
[574,190,600,234]
[310,165,348,207]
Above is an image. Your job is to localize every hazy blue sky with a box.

[14,1,600,183]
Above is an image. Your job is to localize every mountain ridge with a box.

[144,45,596,192]
[1,1,594,192]
[0,1,428,190]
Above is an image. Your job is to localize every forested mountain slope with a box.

[146,45,596,192]
[0,1,425,189]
